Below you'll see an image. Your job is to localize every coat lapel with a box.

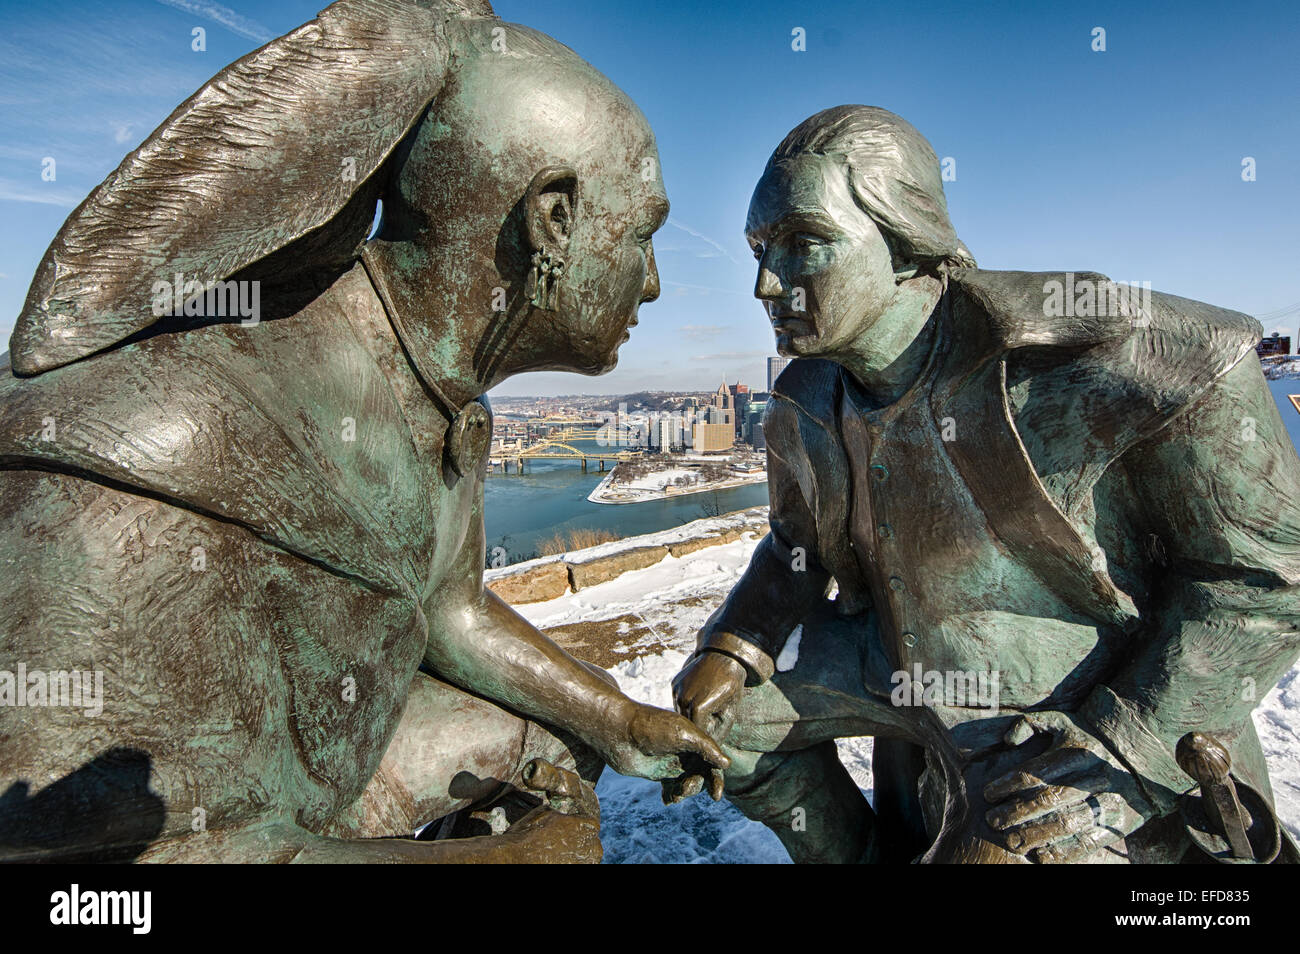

[933,349,1139,630]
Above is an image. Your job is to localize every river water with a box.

[486,386,1300,566]
[484,439,769,563]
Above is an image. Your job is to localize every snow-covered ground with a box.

[514,525,1300,863]
[1262,355,1300,379]
[587,465,767,505]
[625,467,700,492]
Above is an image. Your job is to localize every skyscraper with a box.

[767,356,791,392]
[713,380,734,425]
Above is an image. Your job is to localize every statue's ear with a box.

[524,165,579,255]
[10,0,496,375]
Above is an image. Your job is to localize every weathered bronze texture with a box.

[672,105,1300,864]
[0,0,727,862]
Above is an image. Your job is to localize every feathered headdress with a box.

[10,0,495,375]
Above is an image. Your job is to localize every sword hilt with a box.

[1176,732,1254,860]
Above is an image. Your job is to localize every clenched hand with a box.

[984,710,1154,863]
[662,651,748,804]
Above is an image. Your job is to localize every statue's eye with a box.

[793,233,821,251]
[751,244,765,261]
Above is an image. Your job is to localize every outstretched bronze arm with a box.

[691,395,838,681]
[423,483,728,783]
[672,392,843,754]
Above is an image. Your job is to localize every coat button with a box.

[902,632,917,648]
[888,575,905,592]
[878,524,893,539]
[871,463,888,481]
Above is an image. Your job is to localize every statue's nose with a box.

[641,241,661,303]
[755,260,782,300]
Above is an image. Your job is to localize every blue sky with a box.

[2,0,1297,396]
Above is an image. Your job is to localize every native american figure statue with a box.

[0,0,724,862]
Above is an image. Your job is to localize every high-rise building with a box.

[767,356,791,391]
[745,400,767,445]
[733,389,752,439]
[712,380,734,425]
[656,415,684,452]
[692,421,734,453]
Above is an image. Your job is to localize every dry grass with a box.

[536,527,622,556]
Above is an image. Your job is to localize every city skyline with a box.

[1,1,1297,398]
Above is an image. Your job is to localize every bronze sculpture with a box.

[671,105,1300,863]
[0,0,727,862]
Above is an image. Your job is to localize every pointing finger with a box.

[679,721,730,769]
[709,767,725,801]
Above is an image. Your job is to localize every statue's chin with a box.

[592,350,621,376]
[557,348,620,377]
[776,331,820,358]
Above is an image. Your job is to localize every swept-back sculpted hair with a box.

[770,105,975,271]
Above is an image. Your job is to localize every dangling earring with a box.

[546,258,565,309]
[526,251,548,307]
[527,250,564,310]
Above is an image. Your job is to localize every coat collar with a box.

[774,269,1260,631]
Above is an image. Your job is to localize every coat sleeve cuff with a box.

[696,630,777,686]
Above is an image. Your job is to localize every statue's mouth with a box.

[772,314,813,335]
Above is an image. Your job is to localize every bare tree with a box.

[696,489,723,519]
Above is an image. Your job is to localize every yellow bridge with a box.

[490,425,614,442]
[490,439,641,474]
[532,417,604,425]
[549,427,606,441]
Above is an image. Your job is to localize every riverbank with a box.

[485,506,769,604]
[483,439,769,565]
[586,458,768,505]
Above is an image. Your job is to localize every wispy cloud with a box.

[0,22,205,105]
[692,350,771,362]
[679,324,728,340]
[152,0,274,44]
[667,217,743,266]
[0,179,83,208]
[663,280,749,298]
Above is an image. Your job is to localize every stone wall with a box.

[485,507,768,605]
